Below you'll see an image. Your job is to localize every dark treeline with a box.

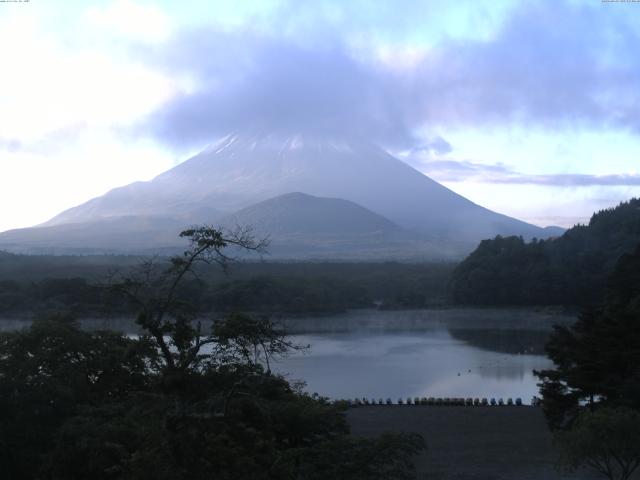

[4,198,640,315]
[535,244,640,479]
[450,198,640,306]
[0,250,142,280]
[0,314,425,480]
[537,242,640,426]
[0,256,455,317]
[0,228,425,480]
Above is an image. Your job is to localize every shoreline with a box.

[0,306,577,333]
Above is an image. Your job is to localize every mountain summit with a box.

[2,132,555,257]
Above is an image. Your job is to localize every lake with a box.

[0,308,574,405]
[271,308,573,404]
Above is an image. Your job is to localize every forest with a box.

[0,228,425,480]
[3,205,640,479]
[0,257,454,317]
[450,198,640,306]
[2,199,640,319]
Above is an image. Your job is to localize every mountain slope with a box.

[217,192,432,258]
[220,192,405,237]
[43,133,549,241]
[0,193,451,259]
[0,216,188,254]
[1,132,555,257]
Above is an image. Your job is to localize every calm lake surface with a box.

[0,308,573,405]
[274,330,551,404]
[271,309,573,404]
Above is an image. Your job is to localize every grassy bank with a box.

[348,406,596,480]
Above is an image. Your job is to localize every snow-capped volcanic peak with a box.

[39,130,548,246]
[203,131,358,155]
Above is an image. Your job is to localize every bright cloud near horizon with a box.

[1,0,639,232]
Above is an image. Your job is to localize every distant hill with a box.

[0,132,559,258]
[218,192,439,258]
[450,198,640,306]
[0,216,188,255]
[0,193,456,259]
[220,192,403,237]
[542,226,566,237]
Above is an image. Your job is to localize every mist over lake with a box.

[0,307,569,405]
[271,309,568,403]
[275,329,550,403]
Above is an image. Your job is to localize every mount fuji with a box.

[0,132,559,258]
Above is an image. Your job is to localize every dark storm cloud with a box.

[141,32,415,148]
[138,1,640,149]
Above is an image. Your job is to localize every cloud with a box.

[420,159,509,175]
[0,138,22,154]
[411,2,640,131]
[134,1,640,150]
[137,32,417,148]
[84,0,173,43]
[0,124,89,155]
[496,173,640,187]
[418,159,640,186]
[410,136,453,155]
[0,8,177,144]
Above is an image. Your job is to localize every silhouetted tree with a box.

[0,314,156,480]
[110,226,268,377]
[0,226,425,480]
[556,407,640,480]
[536,244,640,428]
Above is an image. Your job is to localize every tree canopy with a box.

[0,226,425,480]
[536,243,640,428]
[450,198,640,306]
[555,407,640,480]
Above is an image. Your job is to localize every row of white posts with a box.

[345,397,535,406]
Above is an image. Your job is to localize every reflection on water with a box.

[273,328,552,403]
[1,308,567,404]
[449,328,550,355]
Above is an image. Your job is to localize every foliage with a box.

[0,227,425,479]
[109,226,268,375]
[294,432,426,480]
[0,260,454,316]
[212,312,306,372]
[555,407,640,480]
[206,275,371,313]
[451,198,640,306]
[0,314,155,479]
[536,244,640,428]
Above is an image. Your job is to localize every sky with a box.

[1,0,639,232]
